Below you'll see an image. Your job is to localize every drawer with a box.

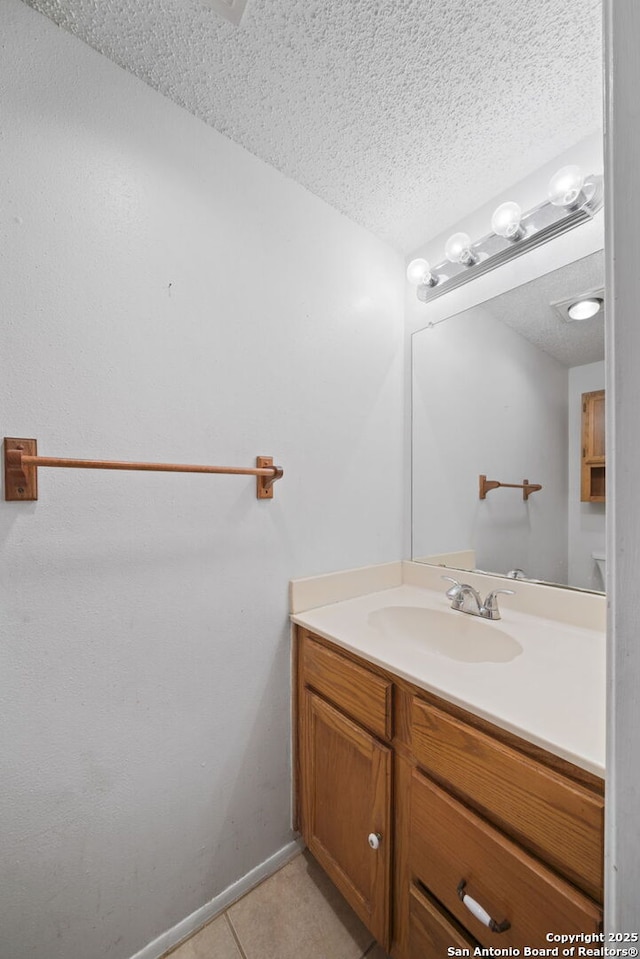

[410,697,603,900]
[301,633,392,740]
[409,883,477,959]
[410,770,602,948]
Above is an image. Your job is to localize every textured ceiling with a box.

[22,0,603,253]
[485,251,604,367]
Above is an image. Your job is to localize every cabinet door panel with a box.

[581,389,606,501]
[583,390,605,462]
[302,691,391,947]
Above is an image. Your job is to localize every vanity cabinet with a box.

[581,389,605,502]
[295,627,604,958]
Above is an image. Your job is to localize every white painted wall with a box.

[568,362,606,590]
[0,4,404,959]
[603,0,640,930]
[412,307,568,583]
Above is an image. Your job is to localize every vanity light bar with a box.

[408,168,604,305]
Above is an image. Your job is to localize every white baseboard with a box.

[129,838,304,959]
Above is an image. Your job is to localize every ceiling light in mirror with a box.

[551,289,605,324]
[491,201,525,240]
[567,298,604,321]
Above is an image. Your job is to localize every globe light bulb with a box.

[444,232,476,266]
[406,258,434,286]
[491,201,524,240]
[547,165,586,208]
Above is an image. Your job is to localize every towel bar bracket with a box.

[4,437,38,501]
[256,456,283,499]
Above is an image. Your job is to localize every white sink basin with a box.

[367,606,522,663]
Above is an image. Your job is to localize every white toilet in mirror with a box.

[592,551,606,588]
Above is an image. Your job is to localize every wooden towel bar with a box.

[3,438,283,501]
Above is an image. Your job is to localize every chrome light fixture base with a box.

[414,174,603,305]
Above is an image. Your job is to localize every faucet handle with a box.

[441,575,462,599]
[483,588,515,619]
[485,588,515,603]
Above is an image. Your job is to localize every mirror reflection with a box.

[411,251,605,593]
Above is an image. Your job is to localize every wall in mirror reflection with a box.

[411,252,605,593]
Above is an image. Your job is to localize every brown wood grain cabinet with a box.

[581,389,605,502]
[295,627,604,958]
[296,629,393,948]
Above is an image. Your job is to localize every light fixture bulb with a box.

[547,165,586,208]
[444,232,476,266]
[567,298,603,321]
[491,201,524,240]
[406,258,434,286]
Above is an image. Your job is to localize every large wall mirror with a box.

[411,250,605,593]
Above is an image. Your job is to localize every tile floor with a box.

[164,851,390,959]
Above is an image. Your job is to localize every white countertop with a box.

[292,582,606,777]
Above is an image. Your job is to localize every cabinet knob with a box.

[368,832,382,850]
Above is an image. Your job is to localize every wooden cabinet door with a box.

[583,390,605,463]
[581,389,606,501]
[301,690,392,947]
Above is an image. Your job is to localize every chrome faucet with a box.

[442,576,514,621]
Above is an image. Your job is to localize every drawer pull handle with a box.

[368,832,382,850]
[457,880,511,934]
